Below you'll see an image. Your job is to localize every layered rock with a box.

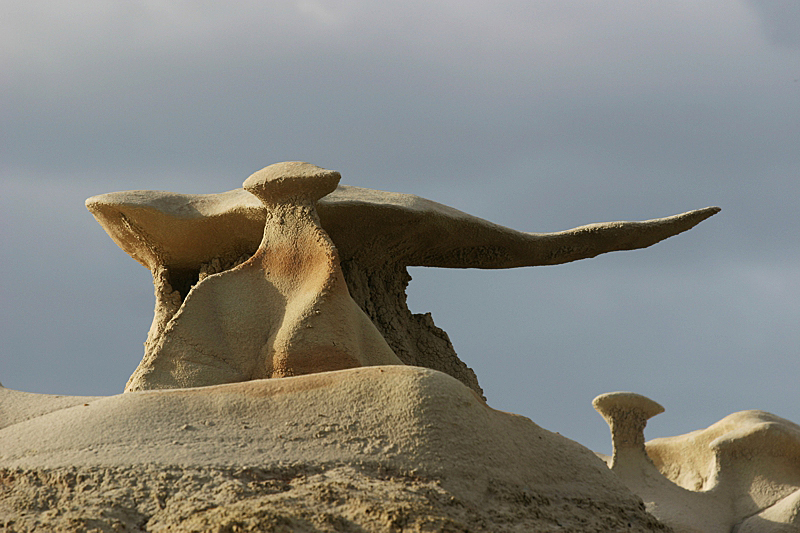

[0,161,743,531]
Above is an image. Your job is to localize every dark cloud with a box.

[747,0,800,49]
[4,1,791,179]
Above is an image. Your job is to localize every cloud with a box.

[295,0,348,27]
[746,0,800,49]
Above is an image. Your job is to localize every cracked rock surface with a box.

[0,463,670,533]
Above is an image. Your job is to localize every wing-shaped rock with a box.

[86,162,719,394]
[87,185,719,271]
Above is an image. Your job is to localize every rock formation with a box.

[594,391,800,532]
[2,161,750,532]
[85,161,720,394]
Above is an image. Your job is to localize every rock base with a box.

[1,366,669,532]
[1,463,668,533]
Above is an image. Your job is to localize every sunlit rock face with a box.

[94,162,403,392]
[86,161,719,394]
[595,391,800,533]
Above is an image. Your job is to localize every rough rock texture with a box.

[340,259,483,396]
[594,391,800,533]
[593,392,665,468]
[85,162,719,395]
[0,464,670,533]
[2,162,737,531]
[123,162,401,392]
[0,367,669,532]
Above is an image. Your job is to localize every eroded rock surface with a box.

[86,161,719,394]
[0,367,669,532]
[594,391,800,533]
[122,162,401,392]
[0,463,673,533]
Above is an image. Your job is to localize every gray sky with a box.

[2,0,799,454]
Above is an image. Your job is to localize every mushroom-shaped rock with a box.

[593,391,664,466]
[122,163,402,392]
[243,161,340,204]
[594,392,724,533]
[594,393,800,533]
[86,162,720,394]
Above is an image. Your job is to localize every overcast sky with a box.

[2,0,799,454]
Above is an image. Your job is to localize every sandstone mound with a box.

[1,367,668,532]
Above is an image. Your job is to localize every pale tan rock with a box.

[86,162,719,394]
[0,366,669,532]
[593,391,665,469]
[124,162,402,391]
[595,391,800,533]
[0,387,100,430]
